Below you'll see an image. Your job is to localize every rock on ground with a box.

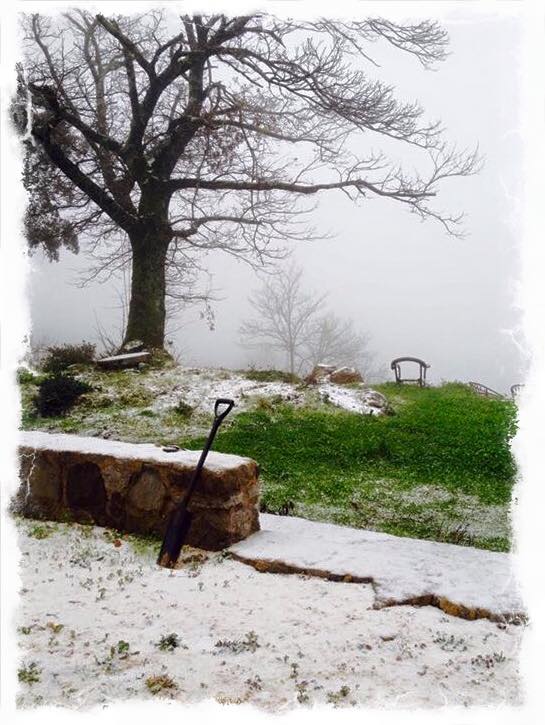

[318,384,391,416]
[305,364,363,385]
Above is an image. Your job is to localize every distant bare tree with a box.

[239,265,326,375]
[16,11,480,349]
[302,313,371,371]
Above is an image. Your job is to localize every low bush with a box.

[41,342,96,374]
[173,399,193,418]
[17,367,42,385]
[36,373,93,417]
[243,368,301,384]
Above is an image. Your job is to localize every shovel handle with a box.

[214,398,235,423]
[157,397,235,569]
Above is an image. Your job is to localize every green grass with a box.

[183,383,517,551]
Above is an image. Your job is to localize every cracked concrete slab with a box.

[228,514,524,622]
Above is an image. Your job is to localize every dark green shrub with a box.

[42,342,96,374]
[36,374,93,417]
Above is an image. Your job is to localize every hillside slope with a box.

[18,364,517,551]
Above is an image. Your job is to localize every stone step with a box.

[229,514,524,622]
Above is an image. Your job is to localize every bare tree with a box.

[302,313,371,372]
[239,265,326,375]
[240,270,376,377]
[16,11,480,349]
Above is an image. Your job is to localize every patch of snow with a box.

[15,519,523,709]
[318,383,383,415]
[150,369,303,414]
[229,515,524,619]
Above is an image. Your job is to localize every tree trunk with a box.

[124,233,169,349]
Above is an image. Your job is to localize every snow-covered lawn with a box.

[15,518,524,710]
[148,367,384,417]
[149,368,305,415]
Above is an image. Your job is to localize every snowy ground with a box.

[23,365,385,444]
[74,364,383,421]
[148,368,305,415]
[15,518,524,711]
[19,364,513,551]
[147,367,384,417]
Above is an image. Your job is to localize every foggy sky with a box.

[27,9,526,394]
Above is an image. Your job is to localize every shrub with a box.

[36,373,93,417]
[243,368,301,384]
[17,367,41,385]
[41,342,96,374]
[173,399,193,418]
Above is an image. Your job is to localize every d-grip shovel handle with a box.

[157,398,235,569]
[214,398,235,424]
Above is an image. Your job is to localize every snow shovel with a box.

[157,398,235,569]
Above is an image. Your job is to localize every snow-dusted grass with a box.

[15,519,523,710]
[20,364,384,442]
[19,365,516,551]
[20,365,311,443]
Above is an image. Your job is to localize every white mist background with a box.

[27,12,525,394]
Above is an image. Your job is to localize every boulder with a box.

[361,389,394,415]
[305,364,337,384]
[306,364,363,385]
[15,431,260,550]
[329,367,363,385]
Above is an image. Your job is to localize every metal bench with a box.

[510,384,524,400]
[468,381,504,399]
[390,357,430,387]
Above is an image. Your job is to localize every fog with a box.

[27,11,526,394]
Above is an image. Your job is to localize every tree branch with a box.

[32,121,137,233]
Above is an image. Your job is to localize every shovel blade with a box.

[157,507,193,568]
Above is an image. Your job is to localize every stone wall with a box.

[15,431,260,550]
